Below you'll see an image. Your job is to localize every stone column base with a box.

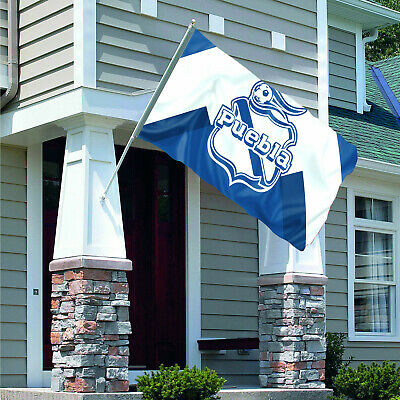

[258,273,327,389]
[49,257,132,393]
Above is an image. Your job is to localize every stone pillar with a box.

[50,117,131,392]
[258,274,327,389]
[258,224,327,389]
[50,258,132,393]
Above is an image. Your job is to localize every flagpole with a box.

[101,19,196,202]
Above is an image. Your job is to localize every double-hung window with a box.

[348,189,399,340]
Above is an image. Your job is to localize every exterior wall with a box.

[325,186,400,365]
[328,26,357,111]
[96,0,319,113]
[0,146,27,387]
[200,180,259,387]
[6,0,74,110]
[0,0,7,87]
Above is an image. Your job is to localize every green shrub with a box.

[331,361,400,400]
[325,332,352,390]
[136,364,226,400]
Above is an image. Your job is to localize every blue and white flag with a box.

[140,30,357,251]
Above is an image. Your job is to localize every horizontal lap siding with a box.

[200,180,259,387]
[328,27,357,111]
[6,0,74,111]
[96,0,318,112]
[0,0,7,72]
[325,187,400,365]
[0,146,27,388]
[326,187,348,337]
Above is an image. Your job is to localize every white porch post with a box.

[53,118,126,260]
[49,116,132,393]
[258,225,327,388]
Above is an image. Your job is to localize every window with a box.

[348,190,400,341]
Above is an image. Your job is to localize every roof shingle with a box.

[329,55,400,165]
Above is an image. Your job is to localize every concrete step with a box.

[0,388,333,400]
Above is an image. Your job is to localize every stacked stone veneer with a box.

[50,268,131,393]
[259,282,326,389]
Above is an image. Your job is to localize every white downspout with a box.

[362,28,379,112]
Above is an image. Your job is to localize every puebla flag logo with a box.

[140,30,357,251]
[209,81,306,192]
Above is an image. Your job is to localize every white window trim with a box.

[27,144,45,387]
[347,184,400,342]
[26,137,201,387]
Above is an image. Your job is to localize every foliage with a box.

[136,364,226,400]
[365,0,400,61]
[330,361,400,400]
[325,333,352,390]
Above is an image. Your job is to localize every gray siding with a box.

[200,180,259,387]
[328,26,357,111]
[0,0,7,77]
[0,146,27,388]
[325,187,400,366]
[5,0,74,110]
[96,0,319,112]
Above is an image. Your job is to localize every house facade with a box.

[1,0,400,391]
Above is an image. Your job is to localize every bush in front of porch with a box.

[331,361,400,400]
[136,364,226,400]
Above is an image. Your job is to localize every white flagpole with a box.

[101,19,196,201]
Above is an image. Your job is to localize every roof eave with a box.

[328,0,400,30]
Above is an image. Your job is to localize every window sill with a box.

[348,335,400,342]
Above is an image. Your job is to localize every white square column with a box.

[53,116,127,260]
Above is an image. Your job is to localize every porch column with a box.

[49,117,132,393]
[258,226,326,389]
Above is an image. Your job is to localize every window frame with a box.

[348,186,400,341]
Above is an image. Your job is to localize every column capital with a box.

[258,272,328,287]
[50,256,132,272]
[55,113,123,132]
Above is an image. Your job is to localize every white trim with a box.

[141,0,157,18]
[355,24,364,114]
[328,14,358,33]
[357,157,400,177]
[329,0,400,24]
[347,181,400,342]
[1,87,153,141]
[271,31,286,52]
[26,144,45,387]
[318,0,329,124]
[209,14,225,35]
[74,0,96,88]
[185,168,202,368]
[317,0,328,275]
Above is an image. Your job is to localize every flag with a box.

[140,29,357,251]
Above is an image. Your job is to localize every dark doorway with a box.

[43,139,186,370]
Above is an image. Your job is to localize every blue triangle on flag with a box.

[182,29,216,57]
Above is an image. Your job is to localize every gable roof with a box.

[329,55,400,165]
